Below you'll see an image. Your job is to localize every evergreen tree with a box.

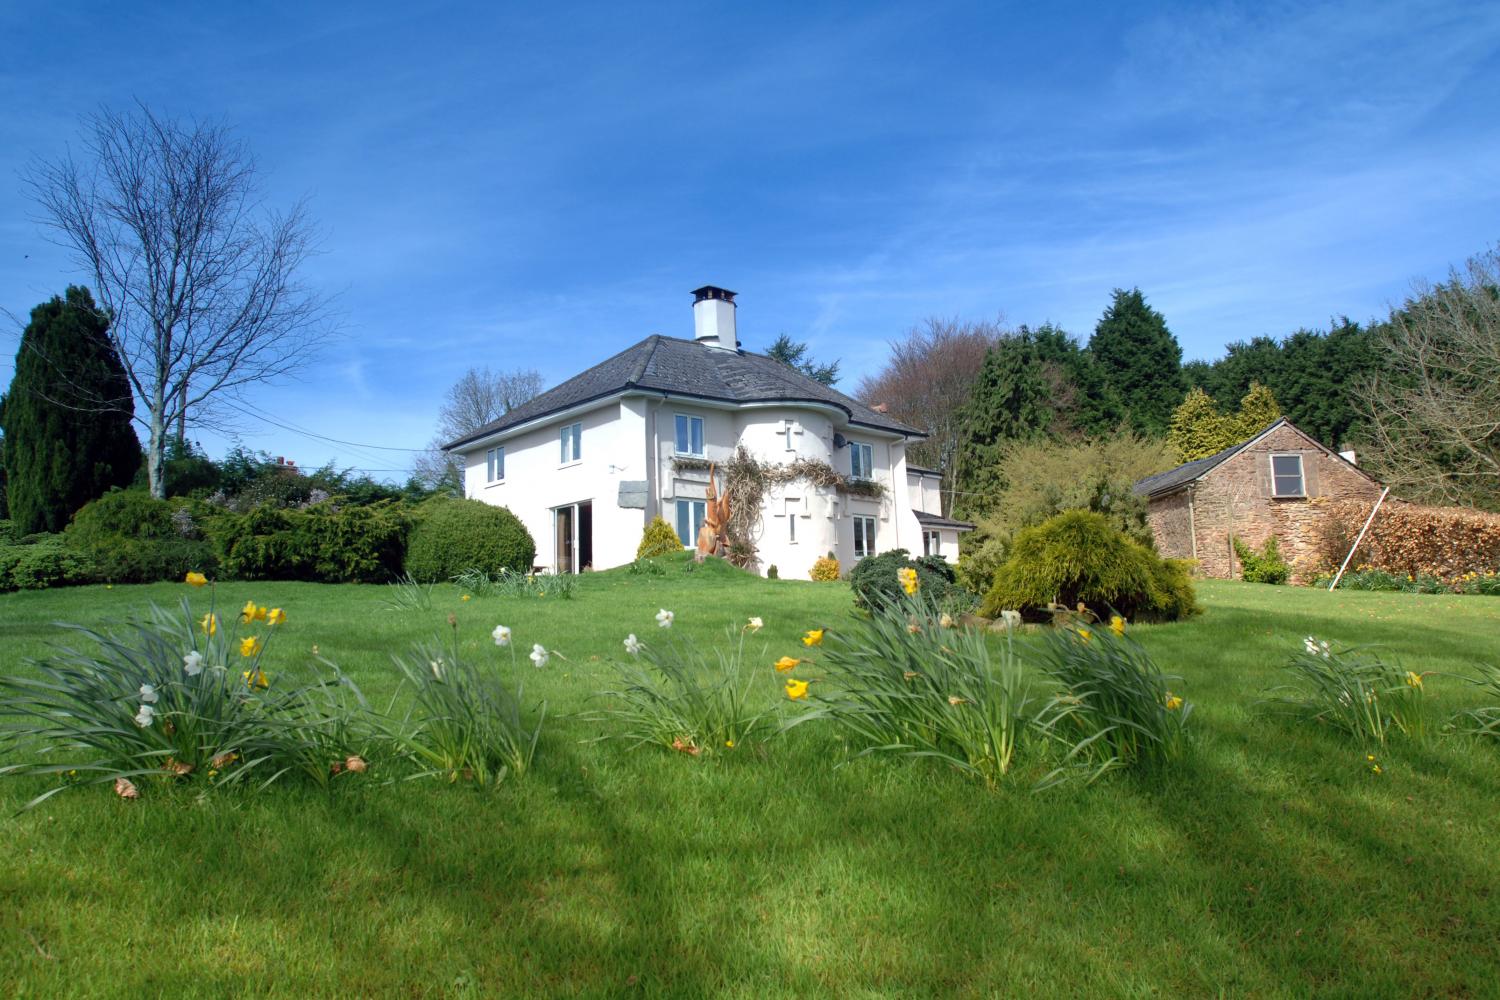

[764,334,840,386]
[1168,387,1237,462]
[1088,288,1185,437]
[1,287,140,533]
[1026,323,1124,436]
[953,335,1052,517]
[1234,381,1282,437]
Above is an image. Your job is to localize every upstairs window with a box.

[850,442,874,481]
[1271,454,1305,497]
[486,446,505,483]
[674,414,704,456]
[560,422,582,464]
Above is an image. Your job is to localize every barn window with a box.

[1271,454,1305,497]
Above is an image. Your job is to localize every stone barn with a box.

[1133,418,1383,582]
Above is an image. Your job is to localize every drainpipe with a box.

[1187,484,1198,560]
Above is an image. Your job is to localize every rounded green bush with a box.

[636,516,684,559]
[405,498,535,582]
[849,548,964,610]
[65,490,215,583]
[981,510,1198,622]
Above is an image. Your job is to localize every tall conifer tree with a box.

[954,335,1052,517]
[1,287,140,533]
[1088,288,1185,437]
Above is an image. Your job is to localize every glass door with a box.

[554,506,575,574]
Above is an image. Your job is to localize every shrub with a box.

[1314,498,1500,582]
[766,564,779,580]
[65,490,216,583]
[1263,637,1430,744]
[588,622,776,756]
[210,501,411,583]
[405,498,534,582]
[784,596,1034,786]
[636,516,684,559]
[1233,535,1291,585]
[981,511,1198,622]
[809,555,840,582]
[0,534,95,591]
[1031,622,1191,777]
[0,518,18,544]
[850,548,965,611]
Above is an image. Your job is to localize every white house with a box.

[445,286,972,578]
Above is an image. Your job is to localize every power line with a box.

[228,399,430,453]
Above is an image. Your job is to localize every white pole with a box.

[1329,487,1390,591]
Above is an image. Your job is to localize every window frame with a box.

[485,446,506,484]
[923,529,941,558]
[674,413,705,457]
[853,514,877,559]
[1270,453,1306,498]
[675,498,706,547]
[850,441,874,482]
[559,421,582,465]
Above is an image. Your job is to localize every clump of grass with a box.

[1449,664,1500,741]
[381,573,434,611]
[1031,620,1191,780]
[1263,637,1430,744]
[784,595,1034,786]
[0,598,376,807]
[384,630,545,786]
[452,567,576,600]
[587,620,775,756]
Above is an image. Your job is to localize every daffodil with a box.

[134,704,156,727]
[139,683,159,704]
[240,600,267,624]
[947,695,967,706]
[785,678,809,700]
[1405,671,1423,688]
[725,740,735,748]
[240,636,262,658]
[745,617,764,632]
[939,613,955,628]
[461,594,472,602]
[897,567,919,595]
[774,656,800,672]
[185,571,208,587]
[243,668,269,690]
[623,634,642,655]
[802,628,824,647]
[656,608,675,629]
[183,650,204,676]
[1077,628,1091,644]
[530,644,549,668]
[492,625,512,647]
[1110,615,1125,637]
[1165,693,1183,711]
[266,608,287,626]
[200,613,218,636]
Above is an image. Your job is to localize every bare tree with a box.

[25,103,329,497]
[412,366,544,488]
[856,317,1002,511]
[1359,247,1500,510]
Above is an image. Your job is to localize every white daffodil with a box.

[746,617,763,632]
[1304,636,1319,656]
[139,683,159,704]
[183,650,204,676]
[134,704,156,727]
[1000,610,1022,630]
[530,644,549,668]
[1319,640,1330,658]
[656,608,674,629]
[492,625,512,647]
[430,659,445,680]
[624,634,642,655]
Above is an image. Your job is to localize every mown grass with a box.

[2,561,1499,997]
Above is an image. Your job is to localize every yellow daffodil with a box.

[802,629,824,647]
[199,612,218,636]
[242,668,268,690]
[785,678,809,700]
[947,695,967,706]
[462,594,471,602]
[267,608,287,626]
[1165,693,1183,711]
[1110,615,1126,637]
[1077,628,1091,644]
[939,613,955,628]
[240,636,263,658]
[240,600,267,624]
[1366,754,1376,762]
[1371,764,1383,775]
[1404,671,1423,688]
[774,656,801,673]
[725,740,735,748]
[185,571,208,587]
[897,567,919,595]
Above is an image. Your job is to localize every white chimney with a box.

[692,286,738,350]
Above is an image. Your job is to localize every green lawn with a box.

[2,568,1499,998]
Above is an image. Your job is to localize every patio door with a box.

[553,501,593,574]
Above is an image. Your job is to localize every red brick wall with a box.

[1147,424,1382,582]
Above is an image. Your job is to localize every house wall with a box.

[1147,489,1195,561]
[464,397,925,578]
[906,471,942,516]
[1149,423,1382,582]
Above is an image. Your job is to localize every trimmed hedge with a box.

[849,548,964,610]
[1316,498,1500,583]
[0,535,94,591]
[982,510,1198,622]
[210,501,411,583]
[404,498,535,582]
[65,490,216,583]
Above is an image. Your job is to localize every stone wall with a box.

[1148,423,1382,582]
[1147,488,1194,561]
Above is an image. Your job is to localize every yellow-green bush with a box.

[810,555,840,582]
[982,511,1197,622]
[636,516,684,559]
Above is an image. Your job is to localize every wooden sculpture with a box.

[696,463,733,558]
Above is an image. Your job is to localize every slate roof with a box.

[445,335,926,450]
[914,510,975,531]
[906,464,941,477]
[1132,419,1287,498]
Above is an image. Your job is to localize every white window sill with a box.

[484,480,507,488]
[674,451,707,459]
[558,460,582,470]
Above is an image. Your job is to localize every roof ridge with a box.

[625,334,660,386]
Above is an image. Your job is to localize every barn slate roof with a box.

[444,335,925,450]
[1131,419,1288,498]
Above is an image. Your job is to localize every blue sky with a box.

[2,1,1498,477]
